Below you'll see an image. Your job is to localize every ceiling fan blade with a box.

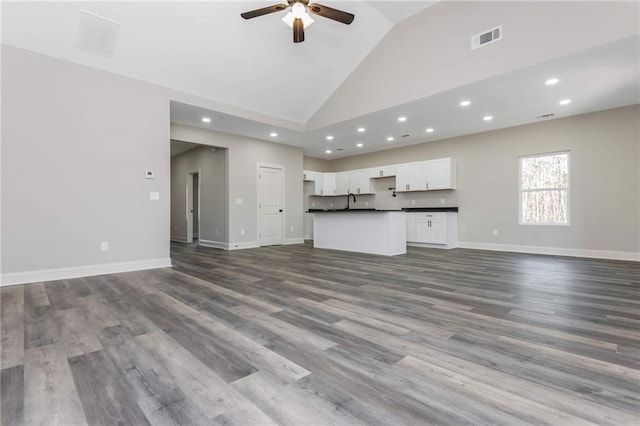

[308,3,354,25]
[293,17,305,43]
[241,3,287,20]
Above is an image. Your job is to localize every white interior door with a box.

[258,165,284,246]
[186,173,194,243]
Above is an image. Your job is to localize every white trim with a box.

[228,241,260,250]
[407,242,455,250]
[171,235,188,243]
[199,239,227,250]
[303,234,313,241]
[1,258,173,287]
[457,241,639,262]
[284,238,304,245]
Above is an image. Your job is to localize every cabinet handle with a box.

[321,189,323,195]
[380,170,383,177]
[426,182,429,190]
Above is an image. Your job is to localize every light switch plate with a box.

[236,198,243,205]
[150,191,160,200]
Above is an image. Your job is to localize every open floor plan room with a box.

[2,243,639,425]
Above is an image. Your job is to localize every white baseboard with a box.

[284,238,305,245]
[457,241,640,262]
[303,234,313,241]
[1,258,173,287]
[407,242,455,250]
[228,241,260,250]
[170,235,188,243]
[199,239,227,250]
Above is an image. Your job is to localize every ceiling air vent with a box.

[471,25,502,50]
[537,113,555,119]
[77,10,120,57]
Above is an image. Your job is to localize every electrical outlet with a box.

[100,241,109,251]
[440,198,445,205]
[411,199,416,205]
[240,229,245,236]
[330,203,333,207]
[365,201,369,207]
[149,191,160,200]
[290,226,294,232]
[493,229,499,237]
[236,198,243,205]
[312,202,316,207]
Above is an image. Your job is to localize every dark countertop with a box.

[307,209,403,213]
[402,207,459,212]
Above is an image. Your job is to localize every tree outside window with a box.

[519,151,569,225]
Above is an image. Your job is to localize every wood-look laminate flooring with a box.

[2,242,639,425]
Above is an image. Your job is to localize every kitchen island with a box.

[310,209,406,256]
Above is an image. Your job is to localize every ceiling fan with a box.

[241,0,355,43]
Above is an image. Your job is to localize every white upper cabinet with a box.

[395,162,423,192]
[335,172,351,196]
[305,157,455,196]
[303,170,319,182]
[317,172,336,196]
[369,166,396,179]
[423,158,456,190]
[396,158,456,192]
[350,169,373,194]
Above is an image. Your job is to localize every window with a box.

[519,151,569,225]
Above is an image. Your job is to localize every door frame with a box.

[257,163,285,246]
[186,169,201,244]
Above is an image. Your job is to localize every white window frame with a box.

[518,150,570,226]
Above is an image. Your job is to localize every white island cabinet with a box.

[313,211,406,256]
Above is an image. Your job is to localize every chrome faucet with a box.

[346,193,356,210]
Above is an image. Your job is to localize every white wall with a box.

[170,146,228,247]
[170,123,304,248]
[2,45,171,285]
[308,1,640,128]
[308,106,640,260]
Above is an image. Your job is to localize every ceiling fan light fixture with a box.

[282,7,314,28]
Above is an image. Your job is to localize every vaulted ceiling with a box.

[3,1,639,158]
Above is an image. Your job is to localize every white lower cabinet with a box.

[405,212,457,248]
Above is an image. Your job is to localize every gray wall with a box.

[307,106,640,255]
[2,45,170,278]
[2,45,305,284]
[171,146,227,245]
[171,123,304,247]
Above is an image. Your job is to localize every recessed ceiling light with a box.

[270,132,278,137]
[398,116,407,122]
[326,135,334,141]
[545,78,559,85]
[426,128,434,133]
[483,115,493,121]
[460,100,471,107]
[356,143,363,148]
[325,149,332,154]
[202,117,211,123]
[559,99,571,105]
[357,127,366,133]
[387,137,394,142]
